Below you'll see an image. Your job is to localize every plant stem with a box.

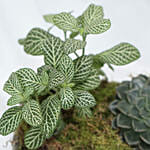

[82,34,87,56]
[64,31,67,40]
[74,52,79,57]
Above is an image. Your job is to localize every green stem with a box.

[64,31,67,41]
[82,34,87,56]
[74,52,79,57]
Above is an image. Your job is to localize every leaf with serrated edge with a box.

[3,72,23,95]
[60,87,74,110]
[0,106,22,136]
[53,12,79,32]
[24,127,45,150]
[64,39,86,54]
[24,28,52,55]
[43,36,64,68]
[97,43,140,66]
[16,68,42,91]
[58,55,74,83]
[22,100,42,127]
[72,55,93,82]
[41,95,60,138]
[74,90,96,108]
[75,69,100,90]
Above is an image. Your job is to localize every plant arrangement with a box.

[0,4,140,150]
[109,75,150,150]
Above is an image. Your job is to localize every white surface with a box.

[0,0,149,149]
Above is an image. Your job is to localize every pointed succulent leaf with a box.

[64,39,86,54]
[7,94,24,106]
[0,106,22,135]
[109,100,119,115]
[75,69,100,90]
[3,72,23,95]
[75,107,92,118]
[97,43,140,66]
[43,14,55,24]
[16,68,42,91]
[58,55,74,82]
[24,127,45,150]
[53,12,79,32]
[41,95,60,138]
[49,68,65,89]
[23,28,52,55]
[22,100,42,127]
[124,130,140,145]
[85,18,111,34]
[43,36,64,68]
[74,90,96,108]
[116,114,132,129]
[60,87,74,110]
[140,131,150,145]
[72,55,93,82]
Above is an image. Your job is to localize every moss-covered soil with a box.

[12,81,131,150]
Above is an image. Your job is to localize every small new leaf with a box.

[43,14,55,24]
[74,90,96,108]
[97,43,141,66]
[7,94,24,106]
[24,127,45,150]
[60,87,75,110]
[3,72,23,95]
[0,106,22,136]
[41,95,60,138]
[53,12,79,32]
[64,39,86,54]
[75,107,92,118]
[22,100,42,127]
[72,55,93,82]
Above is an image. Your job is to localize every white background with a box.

[0,0,150,149]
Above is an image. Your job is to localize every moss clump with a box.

[12,81,131,150]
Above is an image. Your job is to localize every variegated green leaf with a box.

[74,90,96,108]
[58,55,74,82]
[43,14,55,24]
[49,68,65,89]
[37,65,51,75]
[0,106,22,135]
[60,87,74,110]
[7,94,24,106]
[75,107,92,118]
[84,18,111,34]
[97,43,141,66]
[3,72,23,95]
[72,55,93,82]
[43,36,64,68]
[23,28,52,55]
[22,100,42,127]
[41,71,49,86]
[64,39,86,54]
[53,12,79,32]
[16,68,43,91]
[18,38,26,45]
[75,69,100,90]
[24,127,45,150]
[41,95,60,138]
[23,87,34,99]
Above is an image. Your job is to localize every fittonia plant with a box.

[0,4,140,149]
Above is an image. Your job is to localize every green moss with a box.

[13,81,131,150]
